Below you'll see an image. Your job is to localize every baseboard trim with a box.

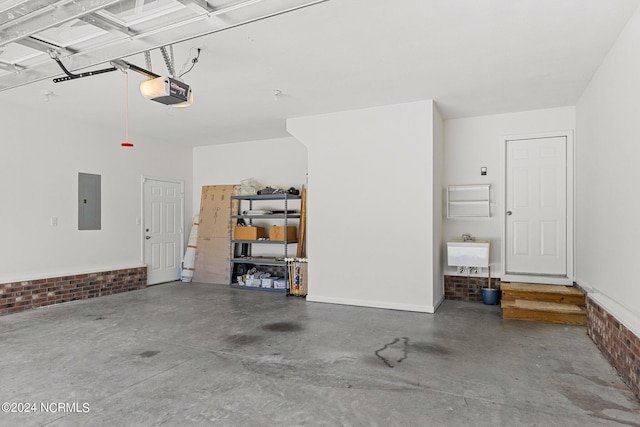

[306,295,437,313]
[0,264,146,284]
[432,294,445,312]
[583,289,640,339]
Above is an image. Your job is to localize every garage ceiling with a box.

[0,0,326,89]
[1,0,639,146]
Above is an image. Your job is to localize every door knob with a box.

[146,236,151,240]
[506,211,512,216]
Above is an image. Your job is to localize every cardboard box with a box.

[261,277,279,288]
[246,278,261,287]
[261,279,273,288]
[234,226,265,240]
[269,225,297,241]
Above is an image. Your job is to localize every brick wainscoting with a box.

[444,275,501,302]
[586,296,640,399]
[0,267,147,316]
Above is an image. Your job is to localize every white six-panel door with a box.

[143,178,183,285]
[505,136,567,278]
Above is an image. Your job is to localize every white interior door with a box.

[505,136,568,280]
[143,178,183,285]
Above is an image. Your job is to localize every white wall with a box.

[0,103,192,283]
[432,105,444,305]
[442,107,576,277]
[288,100,440,313]
[576,6,640,335]
[192,137,308,214]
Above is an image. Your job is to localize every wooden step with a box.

[501,299,587,326]
[501,282,585,305]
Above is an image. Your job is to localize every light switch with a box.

[51,217,58,227]
[481,167,487,176]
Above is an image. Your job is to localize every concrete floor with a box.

[1,282,639,427]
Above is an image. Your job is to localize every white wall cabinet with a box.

[446,185,490,218]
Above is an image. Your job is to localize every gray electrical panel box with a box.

[78,172,101,230]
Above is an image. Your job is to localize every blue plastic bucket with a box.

[481,288,501,305]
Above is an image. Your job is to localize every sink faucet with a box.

[462,234,475,242]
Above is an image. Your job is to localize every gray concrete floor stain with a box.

[262,321,304,332]
[374,337,453,368]
[374,337,410,367]
[137,351,161,358]
[560,386,640,426]
[223,333,261,347]
[0,281,638,426]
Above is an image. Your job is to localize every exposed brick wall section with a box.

[444,275,501,302]
[586,296,640,399]
[0,267,147,316]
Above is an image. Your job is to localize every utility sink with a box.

[447,240,490,267]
